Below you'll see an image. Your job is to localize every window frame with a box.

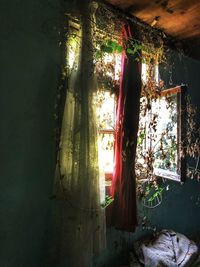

[141,85,187,182]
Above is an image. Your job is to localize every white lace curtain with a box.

[55,1,106,266]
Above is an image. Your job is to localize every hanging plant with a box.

[181,96,200,181]
[94,38,122,95]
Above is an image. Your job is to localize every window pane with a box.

[95,90,116,130]
[137,93,179,179]
[152,96,178,172]
[98,133,114,174]
[142,62,159,85]
[94,90,116,201]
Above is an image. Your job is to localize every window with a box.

[94,51,121,202]
[136,85,187,182]
[95,90,116,198]
[67,21,122,203]
[67,21,186,191]
[142,62,159,85]
[96,58,187,198]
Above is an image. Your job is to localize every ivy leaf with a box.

[115,45,122,53]
[100,44,113,53]
[126,48,135,55]
[108,40,120,50]
[99,40,122,54]
[95,50,103,59]
[137,132,145,145]
[100,195,114,208]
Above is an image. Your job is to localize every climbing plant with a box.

[56,2,200,211]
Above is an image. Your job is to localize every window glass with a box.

[136,86,185,182]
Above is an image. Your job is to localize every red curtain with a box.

[109,22,142,232]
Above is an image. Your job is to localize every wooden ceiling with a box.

[105,0,200,40]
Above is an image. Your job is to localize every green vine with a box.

[100,195,114,208]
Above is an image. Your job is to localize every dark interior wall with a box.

[0,1,62,266]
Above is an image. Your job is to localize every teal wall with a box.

[0,1,61,266]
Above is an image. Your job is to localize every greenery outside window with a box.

[136,85,187,183]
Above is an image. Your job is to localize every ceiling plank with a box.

[105,0,200,39]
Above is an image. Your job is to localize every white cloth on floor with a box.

[140,230,198,267]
